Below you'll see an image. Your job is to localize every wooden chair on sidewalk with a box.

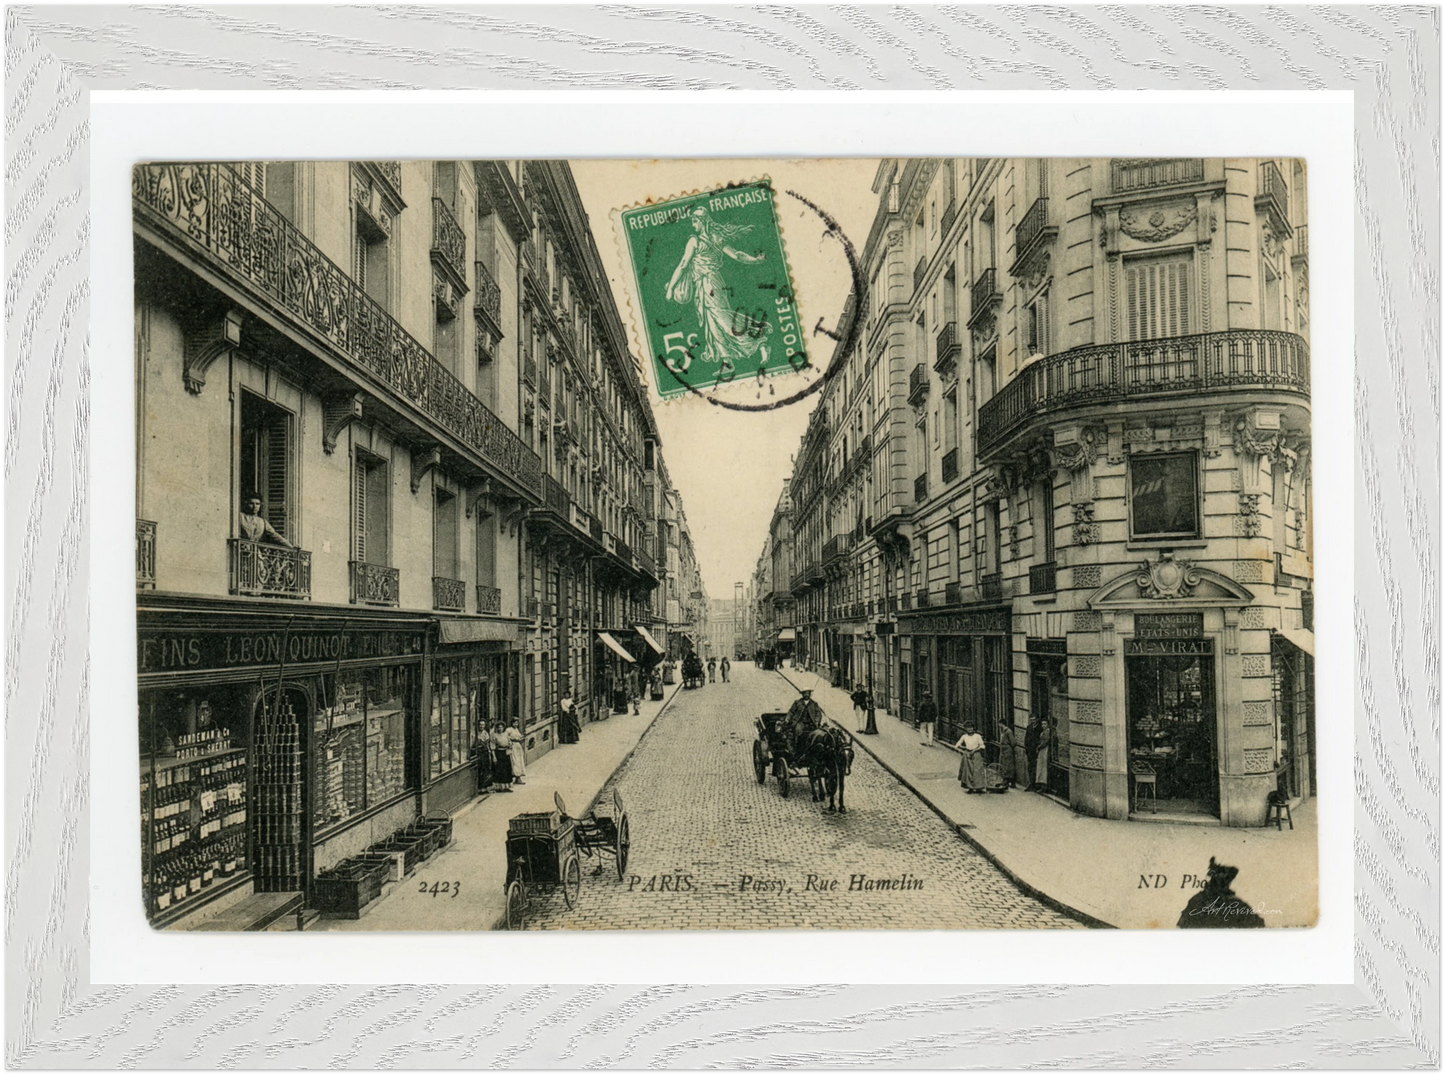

[1130,761,1157,815]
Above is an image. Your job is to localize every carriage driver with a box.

[786,689,824,746]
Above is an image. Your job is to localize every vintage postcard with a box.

[132,156,1315,932]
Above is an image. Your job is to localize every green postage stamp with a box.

[619,181,808,398]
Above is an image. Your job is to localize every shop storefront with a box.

[427,619,524,815]
[595,631,635,715]
[138,600,427,927]
[1124,619,1219,817]
[898,606,1012,753]
[1026,639,1070,800]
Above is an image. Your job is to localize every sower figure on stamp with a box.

[239,495,291,546]
[664,205,772,378]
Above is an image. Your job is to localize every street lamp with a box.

[862,631,878,735]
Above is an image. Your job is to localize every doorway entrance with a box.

[1124,642,1219,816]
[1029,654,1070,799]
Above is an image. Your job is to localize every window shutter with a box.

[1126,255,1192,341]
[263,414,289,538]
[354,458,368,563]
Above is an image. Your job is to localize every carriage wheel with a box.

[752,741,767,784]
[615,815,630,880]
[777,760,791,799]
[562,853,582,910]
[504,880,527,930]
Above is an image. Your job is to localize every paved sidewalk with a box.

[311,680,684,932]
[778,667,1318,929]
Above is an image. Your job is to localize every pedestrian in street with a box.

[916,690,938,746]
[850,684,871,732]
[707,657,717,683]
[506,720,526,786]
[955,723,987,793]
[630,671,642,715]
[558,692,580,745]
[720,656,731,683]
[1024,716,1044,791]
[997,721,1018,789]
[489,721,515,791]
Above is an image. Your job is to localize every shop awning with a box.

[777,628,796,642]
[438,619,522,646]
[597,631,636,663]
[1276,627,1314,657]
[633,625,665,655]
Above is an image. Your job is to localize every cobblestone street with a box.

[516,663,1083,930]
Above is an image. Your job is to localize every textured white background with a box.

[4,4,1438,1067]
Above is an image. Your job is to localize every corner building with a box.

[773,158,1313,827]
[133,159,668,927]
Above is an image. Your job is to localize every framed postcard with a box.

[6,4,1438,1068]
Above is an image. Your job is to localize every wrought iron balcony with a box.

[542,473,570,516]
[1110,158,1205,194]
[476,584,502,615]
[230,539,312,599]
[350,561,400,607]
[1293,224,1309,263]
[473,258,503,335]
[914,472,929,504]
[908,363,929,405]
[980,573,1003,602]
[136,519,157,589]
[944,581,962,606]
[527,596,540,619]
[977,329,1310,458]
[1011,197,1057,276]
[431,198,468,292]
[523,353,538,387]
[1029,561,1057,595]
[935,321,961,375]
[941,447,959,485]
[823,534,850,563]
[1256,160,1291,237]
[369,162,403,200]
[915,589,930,609]
[914,256,927,293]
[433,576,466,612]
[900,592,912,611]
[941,199,958,238]
[969,267,1001,328]
[133,163,541,499]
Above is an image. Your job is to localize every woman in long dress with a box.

[505,721,526,786]
[664,206,772,376]
[489,722,514,791]
[955,723,988,794]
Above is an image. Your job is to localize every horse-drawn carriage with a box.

[502,789,630,929]
[681,653,705,689]
[752,710,854,812]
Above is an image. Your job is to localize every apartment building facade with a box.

[765,157,1313,828]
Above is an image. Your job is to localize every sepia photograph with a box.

[132,154,1316,934]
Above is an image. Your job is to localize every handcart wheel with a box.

[612,787,625,816]
[615,814,630,880]
[777,760,790,799]
[504,879,527,931]
[562,853,582,910]
[752,741,767,784]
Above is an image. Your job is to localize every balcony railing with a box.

[900,592,912,611]
[914,472,929,504]
[543,473,570,516]
[133,162,541,499]
[1293,224,1309,262]
[969,267,1001,328]
[941,199,958,238]
[980,573,1003,602]
[433,576,466,612]
[1110,158,1205,193]
[589,514,604,543]
[473,258,502,332]
[823,534,849,563]
[431,197,468,289]
[944,581,962,606]
[1256,160,1291,236]
[908,362,929,404]
[1012,197,1057,275]
[914,256,927,293]
[230,539,312,599]
[476,584,502,615]
[350,561,400,607]
[523,352,538,387]
[941,448,959,484]
[935,321,961,374]
[136,519,157,589]
[977,330,1310,456]
[370,161,403,198]
[1029,561,1057,595]
[527,596,540,619]
[915,589,930,609]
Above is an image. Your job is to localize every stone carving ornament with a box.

[1136,553,1201,600]
[1072,501,1099,545]
[1119,200,1197,243]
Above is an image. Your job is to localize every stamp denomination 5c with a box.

[619,180,808,398]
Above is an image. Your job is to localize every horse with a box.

[801,725,854,813]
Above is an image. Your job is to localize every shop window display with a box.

[313,666,416,832]
[431,658,487,779]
